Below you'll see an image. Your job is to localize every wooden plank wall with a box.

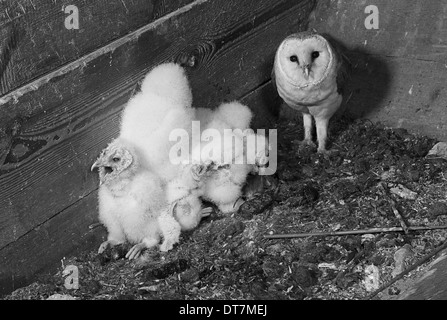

[0,0,194,96]
[0,0,317,295]
[309,0,447,142]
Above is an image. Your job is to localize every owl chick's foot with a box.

[217,198,245,214]
[126,243,147,260]
[98,239,122,254]
[233,198,246,211]
[158,210,181,252]
[126,238,158,260]
[160,233,182,252]
[160,240,175,252]
[200,207,213,217]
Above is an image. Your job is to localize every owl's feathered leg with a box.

[298,113,317,148]
[303,113,313,143]
[158,206,182,252]
[315,116,329,153]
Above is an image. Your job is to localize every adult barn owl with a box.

[273,31,348,153]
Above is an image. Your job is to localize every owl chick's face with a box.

[91,140,135,185]
[277,35,332,86]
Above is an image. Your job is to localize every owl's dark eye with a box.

[112,157,120,162]
[289,55,299,63]
[311,51,320,60]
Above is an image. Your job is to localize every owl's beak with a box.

[303,65,311,79]
[91,157,108,172]
[91,159,101,171]
[91,159,113,185]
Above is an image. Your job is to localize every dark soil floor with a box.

[5,115,447,300]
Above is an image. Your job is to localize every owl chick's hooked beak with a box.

[91,157,113,185]
[91,157,107,172]
[90,144,134,185]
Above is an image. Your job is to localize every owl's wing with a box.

[320,33,351,95]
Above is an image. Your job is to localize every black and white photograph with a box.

[1,0,447,305]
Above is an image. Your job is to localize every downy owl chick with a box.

[273,31,348,153]
[192,102,270,213]
[119,63,195,183]
[91,138,181,259]
[165,162,215,231]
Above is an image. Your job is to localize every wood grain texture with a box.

[241,81,282,130]
[309,0,447,142]
[0,192,106,296]
[0,0,316,295]
[0,0,194,96]
[310,0,447,60]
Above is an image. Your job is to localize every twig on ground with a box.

[389,199,409,234]
[264,225,447,240]
[335,248,366,286]
[378,182,409,234]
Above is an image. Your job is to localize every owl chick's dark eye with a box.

[289,55,299,63]
[311,51,320,60]
[112,157,121,162]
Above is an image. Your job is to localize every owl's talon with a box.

[169,201,179,215]
[233,198,246,211]
[98,241,110,254]
[218,200,244,214]
[126,243,146,260]
[98,240,120,254]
